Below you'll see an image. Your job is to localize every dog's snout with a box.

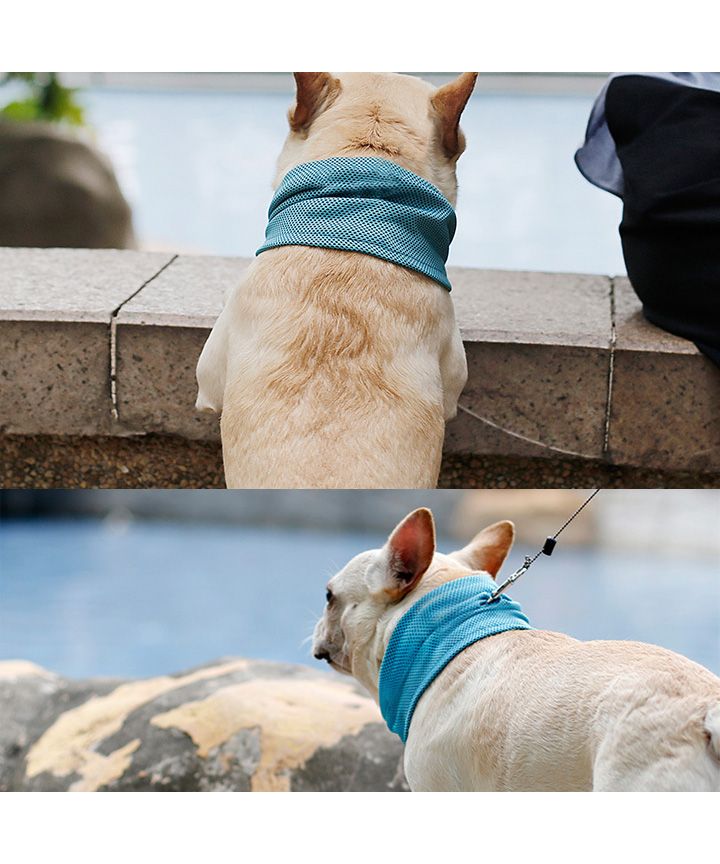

[314,649,331,662]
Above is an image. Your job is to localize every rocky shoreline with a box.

[0,658,407,792]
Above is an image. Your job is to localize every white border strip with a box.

[2,791,718,864]
[2,1,719,70]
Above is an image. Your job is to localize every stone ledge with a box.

[0,248,175,437]
[1,247,718,475]
[608,278,720,473]
[0,247,173,323]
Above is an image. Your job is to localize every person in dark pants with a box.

[576,72,720,368]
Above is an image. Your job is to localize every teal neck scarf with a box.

[378,574,532,743]
[256,157,456,291]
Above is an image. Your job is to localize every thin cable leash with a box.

[488,489,602,602]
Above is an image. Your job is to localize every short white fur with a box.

[196,72,475,488]
[313,507,720,791]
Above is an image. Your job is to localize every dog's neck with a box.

[354,568,497,698]
[377,575,532,742]
[256,157,456,291]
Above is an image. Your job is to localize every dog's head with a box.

[274,72,478,206]
[312,507,515,695]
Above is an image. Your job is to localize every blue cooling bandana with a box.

[256,157,456,290]
[378,574,532,743]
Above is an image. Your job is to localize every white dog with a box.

[312,507,720,791]
[196,72,474,488]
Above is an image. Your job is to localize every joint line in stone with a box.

[108,254,178,421]
[602,277,617,456]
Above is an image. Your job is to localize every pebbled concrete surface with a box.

[449,267,611,348]
[1,249,718,477]
[2,433,717,489]
[608,278,720,472]
[0,248,172,323]
[0,248,174,436]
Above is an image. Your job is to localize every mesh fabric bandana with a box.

[378,573,532,743]
[256,157,456,291]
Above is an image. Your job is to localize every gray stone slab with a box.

[116,324,219,440]
[608,278,720,471]
[3,250,717,476]
[613,276,700,355]
[446,269,612,462]
[0,249,173,436]
[449,267,612,348]
[0,319,113,436]
[445,341,609,461]
[115,261,614,452]
[117,254,250,328]
[115,255,250,437]
[0,248,173,323]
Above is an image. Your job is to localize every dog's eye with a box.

[325,589,333,605]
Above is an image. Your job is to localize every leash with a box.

[488,489,601,602]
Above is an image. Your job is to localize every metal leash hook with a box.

[489,555,534,600]
[487,489,600,602]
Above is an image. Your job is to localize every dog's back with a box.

[199,72,475,488]
[406,630,720,791]
[220,246,456,487]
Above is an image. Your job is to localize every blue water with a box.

[1,519,717,679]
[76,86,625,275]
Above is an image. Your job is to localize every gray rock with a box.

[0,658,407,793]
[0,121,135,249]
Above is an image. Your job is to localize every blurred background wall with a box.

[2,488,718,554]
[0,72,623,273]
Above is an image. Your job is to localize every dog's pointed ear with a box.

[431,72,477,158]
[449,520,515,579]
[289,72,341,132]
[375,508,436,602]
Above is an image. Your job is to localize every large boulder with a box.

[0,120,135,249]
[0,658,407,792]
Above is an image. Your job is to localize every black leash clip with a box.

[487,489,600,602]
[542,537,557,556]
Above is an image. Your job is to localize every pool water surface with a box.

[1,518,717,679]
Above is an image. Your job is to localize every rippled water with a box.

[77,86,625,274]
[1,519,717,679]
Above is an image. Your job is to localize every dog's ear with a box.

[375,508,436,602]
[449,520,515,579]
[431,72,477,158]
[289,72,341,132]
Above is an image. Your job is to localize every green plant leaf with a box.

[0,73,86,126]
[0,99,41,122]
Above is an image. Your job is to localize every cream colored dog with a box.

[196,72,475,488]
[312,508,720,791]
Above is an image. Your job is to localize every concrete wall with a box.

[1,248,718,487]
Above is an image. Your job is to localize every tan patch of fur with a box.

[431,73,478,158]
[199,73,472,488]
[289,73,341,132]
[340,103,427,159]
[450,520,516,577]
[219,247,449,487]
